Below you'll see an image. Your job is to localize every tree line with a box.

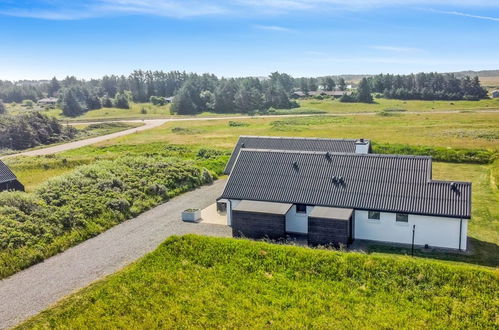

[367,72,487,101]
[0,70,489,117]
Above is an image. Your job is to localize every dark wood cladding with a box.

[0,180,24,192]
[232,210,285,239]
[308,216,350,246]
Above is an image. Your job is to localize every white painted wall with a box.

[285,205,312,234]
[226,199,242,226]
[354,210,467,250]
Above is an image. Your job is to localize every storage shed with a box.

[308,207,353,246]
[232,200,292,239]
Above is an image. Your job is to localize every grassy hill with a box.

[18,235,499,329]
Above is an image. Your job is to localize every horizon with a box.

[1,1,499,80]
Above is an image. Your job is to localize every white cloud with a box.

[1,0,499,20]
[370,45,425,53]
[428,9,499,22]
[254,25,293,32]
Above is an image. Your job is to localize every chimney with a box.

[355,139,369,154]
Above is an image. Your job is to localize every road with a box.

[0,179,231,329]
[2,109,499,159]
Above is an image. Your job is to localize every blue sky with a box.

[0,0,498,80]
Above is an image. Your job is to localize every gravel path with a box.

[0,179,231,329]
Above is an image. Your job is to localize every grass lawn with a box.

[17,235,499,329]
[298,97,499,114]
[42,103,172,121]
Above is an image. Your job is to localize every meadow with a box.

[17,235,499,329]
[12,97,499,121]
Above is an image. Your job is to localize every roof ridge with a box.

[239,135,367,142]
[240,148,432,160]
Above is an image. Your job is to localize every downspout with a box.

[228,199,233,227]
[458,218,462,251]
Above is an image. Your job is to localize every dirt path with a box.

[0,180,230,329]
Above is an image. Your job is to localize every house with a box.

[165,96,175,103]
[217,140,471,251]
[224,136,371,174]
[37,97,58,106]
[293,90,349,98]
[0,160,24,192]
[491,90,499,98]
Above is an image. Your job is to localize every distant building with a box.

[293,90,350,98]
[0,160,24,192]
[165,96,174,103]
[491,90,499,98]
[37,97,58,106]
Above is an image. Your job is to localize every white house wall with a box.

[285,205,311,234]
[354,210,467,250]
[226,199,242,226]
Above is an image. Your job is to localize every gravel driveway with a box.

[0,179,231,329]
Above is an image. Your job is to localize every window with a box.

[296,204,307,213]
[368,211,380,220]
[396,213,409,223]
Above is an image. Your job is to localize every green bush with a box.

[0,155,214,279]
[228,121,249,127]
[373,142,497,164]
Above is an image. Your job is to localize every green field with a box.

[298,97,499,114]
[8,97,499,122]
[17,235,499,329]
[0,121,142,160]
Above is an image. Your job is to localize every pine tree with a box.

[356,78,373,103]
[61,89,84,116]
[47,77,61,97]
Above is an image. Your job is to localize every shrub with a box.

[228,121,249,127]
[0,155,216,279]
[373,142,496,164]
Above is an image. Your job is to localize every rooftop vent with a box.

[450,182,458,192]
[325,152,331,160]
[241,143,246,148]
[293,161,299,169]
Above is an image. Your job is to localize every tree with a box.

[299,78,309,95]
[171,83,198,115]
[114,91,130,109]
[214,79,239,113]
[356,78,373,103]
[61,88,84,116]
[338,78,347,91]
[235,87,264,113]
[323,77,336,91]
[0,100,6,115]
[308,78,318,91]
[102,95,113,108]
[150,95,167,106]
[199,90,215,111]
[86,94,102,110]
[48,77,61,97]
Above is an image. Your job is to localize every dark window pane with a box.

[368,211,380,220]
[296,204,307,213]
[396,213,408,222]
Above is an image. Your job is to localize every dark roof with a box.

[309,206,353,220]
[233,200,292,215]
[0,160,18,184]
[224,136,369,174]
[219,149,471,219]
